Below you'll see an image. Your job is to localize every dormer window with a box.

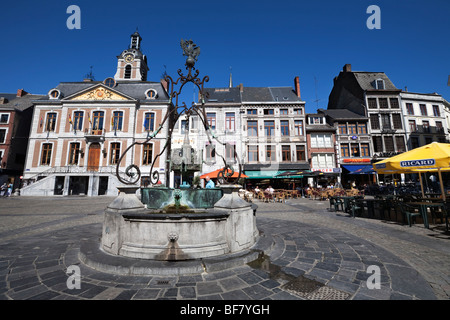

[103,77,116,88]
[48,89,61,99]
[145,89,158,99]
[375,79,385,90]
[310,116,323,125]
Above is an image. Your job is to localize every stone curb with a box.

[79,232,273,276]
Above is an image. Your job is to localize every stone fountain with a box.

[100,183,258,261]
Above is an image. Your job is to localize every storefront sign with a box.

[343,159,371,163]
[400,159,435,167]
[311,168,336,173]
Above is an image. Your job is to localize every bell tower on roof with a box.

[130,30,141,50]
[114,30,149,81]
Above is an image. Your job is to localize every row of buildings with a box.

[1,32,449,195]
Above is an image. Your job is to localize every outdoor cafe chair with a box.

[276,192,286,203]
[312,189,321,200]
[330,196,344,212]
[428,204,444,225]
[263,192,274,203]
[380,196,395,220]
[319,190,328,201]
[399,202,422,227]
[443,202,450,233]
[348,199,363,218]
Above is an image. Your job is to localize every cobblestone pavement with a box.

[0,195,449,301]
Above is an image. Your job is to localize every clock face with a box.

[124,53,134,63]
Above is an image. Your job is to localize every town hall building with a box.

[21,31,171,196]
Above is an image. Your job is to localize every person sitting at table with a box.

[265,186,274,194]
[254,186,260,193]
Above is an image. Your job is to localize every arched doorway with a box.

[88,143,101,171]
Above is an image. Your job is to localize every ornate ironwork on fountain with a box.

[114,39,243,187]
[180,39,200,69]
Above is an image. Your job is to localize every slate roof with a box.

[0,93,17,102]
[305,124,335,131]
[352,72,399,91]
[0,93,45,111]
[204,87,241,103]
[204,86,302,104]
[37,81,170,102]
[318,108,368,120]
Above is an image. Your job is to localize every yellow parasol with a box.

[373,142,450,200]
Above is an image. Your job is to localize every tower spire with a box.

[130,29,142,50]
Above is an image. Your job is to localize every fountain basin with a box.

[102,209,229,260]
[101,185,258,261]
[141,187,223,209]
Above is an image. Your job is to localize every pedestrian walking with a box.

[205,176,215,189]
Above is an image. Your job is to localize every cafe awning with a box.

[373,142,450,200]
[373,142,450,174]
[244,170,298,179]
[344,165,376,175]
[200,168,248,179]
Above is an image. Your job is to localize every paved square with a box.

[0,195,449,300]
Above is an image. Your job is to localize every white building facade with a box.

[400,91,449,149]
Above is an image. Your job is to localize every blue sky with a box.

[1,0,449,113]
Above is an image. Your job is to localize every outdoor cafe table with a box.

[408,201,445,229]
[355,198,396,220]
[336,196,355,213]
[355,198,374,218]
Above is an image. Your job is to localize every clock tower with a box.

[114,31,149,81]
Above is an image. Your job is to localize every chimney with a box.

[294,76,301,98]
[239,83,244,92]
[343,64,352,73]
[17,89,27,97]
[160,78,168,92]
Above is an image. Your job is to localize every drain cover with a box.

[306,286,350,300]
[282,276,350,300]
[282,276,324,298]
[150,278,173,286]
